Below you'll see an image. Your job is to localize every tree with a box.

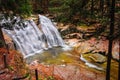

[100,0,104,16]
[0,0,32,16]
[106,0,116,80]
[91,0,94,17]
[17,0,32,16]
[118,39,120,79]
[41,0,49,13]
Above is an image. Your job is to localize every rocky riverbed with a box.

[1,16,119,80]
[26,36,119,80]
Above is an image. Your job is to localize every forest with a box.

[0,0,120,80]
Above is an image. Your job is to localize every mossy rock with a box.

[83,53,107,63]
[88,53,106,63]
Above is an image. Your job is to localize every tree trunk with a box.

[118,39,120,80]
[100,0,104,16]
[106,0,110,7]
[91,0,94,17]
[41,0,49,14]
[106,0,115,80]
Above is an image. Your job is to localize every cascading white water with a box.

[39,15,65,47]
[2,15,65,58]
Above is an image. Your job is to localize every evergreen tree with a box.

[0,0,32,16]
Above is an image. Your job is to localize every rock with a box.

[88,53,106,63]
[29,63,105,80]
[64,39,80,47]
[0,48,28,79]
[64,33,83,39]
[54,64,105,80]
[3,32,15,50]
[66,36,119,60]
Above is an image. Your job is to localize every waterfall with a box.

[2,15,65,58]
[39,15,65,47]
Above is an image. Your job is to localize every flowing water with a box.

[25,47,73,64]
[2,15,65,58]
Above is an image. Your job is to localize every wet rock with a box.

[29,63,105,80]
[64,33,83,39]
[65,39,81,47]
[88,53,106,63]
[54,64,105,80]
[3,32,15,50]
[68,37,119,60]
